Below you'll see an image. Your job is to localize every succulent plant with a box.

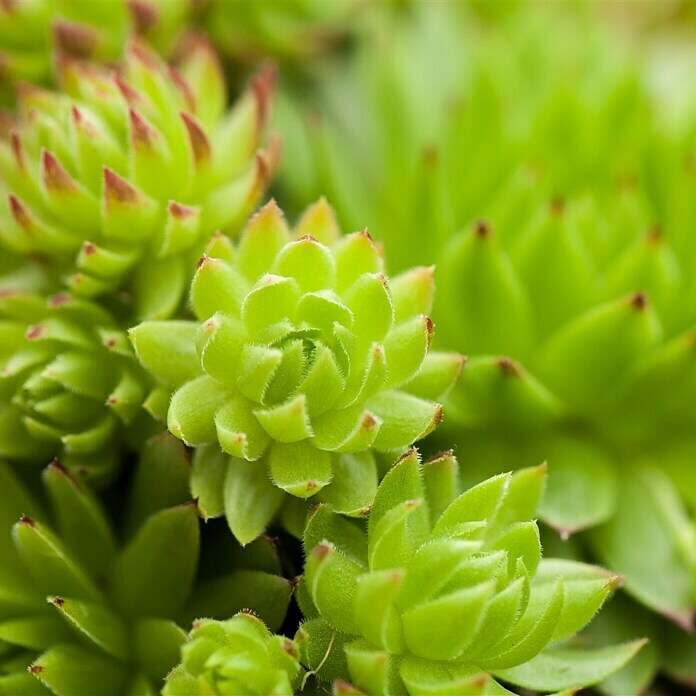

[164,613,302,696]
[274,3,696,691]
[298,448,644,695]
[0,290,150,480]
[0,38,278,320]
[203,0,356,74]
[0,433,292,695]
[130,199,463,544]
[0,0,190,105]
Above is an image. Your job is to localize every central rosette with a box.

[131,200,464,543]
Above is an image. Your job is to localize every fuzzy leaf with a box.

[367,391,442,452]
[268,441,332,498]
[128,321,201,389]
[224,457,284,545]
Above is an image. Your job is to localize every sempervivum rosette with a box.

[0,434,292,696]
[164,613,303,696]
[0,0,190,105]
[0,39,278,319]
[130,199,464,544]
[298,449,645,695]
[0,291,148,479]
[435,192,696,651]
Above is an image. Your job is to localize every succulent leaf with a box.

[300,450,640,694]
[132,200,462,544]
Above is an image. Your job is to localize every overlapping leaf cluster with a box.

[297,449,643,694]
[275,2,696,691]
[131,199,462,544]
[0,1,678,694]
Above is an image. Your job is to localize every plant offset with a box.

[0,2,693,696]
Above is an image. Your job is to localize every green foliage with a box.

[300,449,643,694]
[0,435,291,695]
[0,290,149,480]
[0,39,277,321]
[131,199,463,544]
[275,3,696,688]
[0,0,191,104]
[164,613,302,696]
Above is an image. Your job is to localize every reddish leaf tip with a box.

[26,323,46,340]
[27,664,43,675]
[41,149,75,192]
[630,291,648,311]
[129,107,157,147]
[8,194,31,229]
[127,0,159,32]
[497,357,521,377]
[312,542,332,561]
[52,596,65,607]
[180,111,211,164]
[474,219,490,238]
[52,19,98,58]
[168,200,196,220]
[103,167,138,204]
[550,196,565,215]
[19,513,35,527]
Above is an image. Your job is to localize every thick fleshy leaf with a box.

[268,441,332,498]
[344,640,400,695]
[304,504,369,567]
[343,273,393,344]
[191,255,248,321]
[128,321,201,389]
[492,641,647,692]
[333,232,383,292]
[42,461,117,579]
[367,391,442,452]
[306,542,363,635]
[215,394,271,460]
[224,457,284,545]
[404,351,466,402]
[255,394,313,443]
[400,657,491,696]
[390,266,435,322]
[191,445,227,520]
[273,236,336,292]
[590,465,696,627]
[29,644,128,696]
[384,315,432,388]
[50,596,129,660]
[317,452,377,516]
[478,578,564,669]
[421,451,459,525]
[402,582,494,660]
[237,200,291,281]
[540,438,617,536]
[111,503,200,620]
[295,618,350,683]
[13,517,102,602]
[168,376,229,445]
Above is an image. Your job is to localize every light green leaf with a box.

[492,641,647,692]
[50,596,129,660]
[367,390,442,452]
[268,441,332,498]
[129,321,200,389]
[224,457,284,545]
